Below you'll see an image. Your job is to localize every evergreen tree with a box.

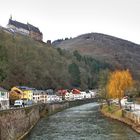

[68,63,81,87]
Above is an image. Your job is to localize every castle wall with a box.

[29,31,42,41]
[7,24,29,36]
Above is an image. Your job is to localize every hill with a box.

[0,29,110,90]
[53,33,140,79]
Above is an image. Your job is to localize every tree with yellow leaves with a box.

[9,91,22,105]
[107,69,134,108]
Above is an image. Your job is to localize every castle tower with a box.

[10,14,12,20]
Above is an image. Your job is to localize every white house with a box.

[47,95,62,103]
[0,87,9,109]
[81,90,96,99]
[65,92,74,101]
[89,90,96,98]
[32,90,62,103]
[32,90,47,103]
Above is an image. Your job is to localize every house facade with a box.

[33,90,62,103]
[17,86,35,100]
[32,90,47,103]
[10,86,35,101]
[7,17,43,41]
[64,92,74,101]
[0,87,9,109]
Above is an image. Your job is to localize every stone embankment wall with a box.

[0,105,40,140]
[69,98,96,107]
[122,110,140,125]
[122,110,140,133]
[101,106,140,134]
[0,99,96,140]
[47,102,69,115]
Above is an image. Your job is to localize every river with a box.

[25,103,140,140]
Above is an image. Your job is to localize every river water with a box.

[25,103,140,140]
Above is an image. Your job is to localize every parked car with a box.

[14,100,23,107]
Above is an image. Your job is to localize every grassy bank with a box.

[101,104,122,118]
[101,104,140,134]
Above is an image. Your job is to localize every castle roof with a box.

[9,19,28,30]
[16,86,36,90]
[27,23,42,34]
[8,19,42,34]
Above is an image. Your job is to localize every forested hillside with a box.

[53,33,140,80]
[0,30,110,90]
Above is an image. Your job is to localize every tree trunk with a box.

[118,99,122,108]
[106,99,110,106]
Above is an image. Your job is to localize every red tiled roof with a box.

[72,89,81,94]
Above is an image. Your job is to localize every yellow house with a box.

[22,90,33,100]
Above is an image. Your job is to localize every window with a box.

[1,92,5,96]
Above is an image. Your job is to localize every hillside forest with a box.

[0,30,111,90]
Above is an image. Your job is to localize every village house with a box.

[7,17,43,41]
[64,89,96,101]
[32,90,47,103]
[71,89,84,100]
[10,86,35,101]
[47,91,62,103]
[57,89,68,100]
[0,87,9,109]
[64,91,74,101]
[32,89,62,103]
[17,86,35,100]
[57,89,83,101]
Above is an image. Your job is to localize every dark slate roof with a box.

[8,19,42,34]
[0,87,7,92]
[46,89,54,95]
[27,23,42,34]
[33,90,48,95]
[8,19,28,30]
[16,86,36,90]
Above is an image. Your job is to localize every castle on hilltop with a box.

[7,17,43,41]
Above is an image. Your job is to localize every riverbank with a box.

[100,104,140,134]
[18,102,69,140]
[0,98,96,140]
[24,102,140,140]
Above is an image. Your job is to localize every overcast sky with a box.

[0,0,140,44]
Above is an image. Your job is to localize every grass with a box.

[101,104,122,118]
